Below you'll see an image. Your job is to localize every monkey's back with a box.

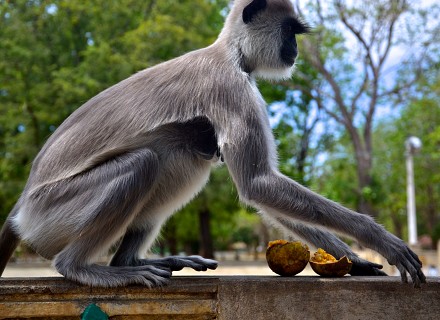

[25,45,246,192]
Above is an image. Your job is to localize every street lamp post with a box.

[405,136,422,246]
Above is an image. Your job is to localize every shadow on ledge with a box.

[1,276,439,320]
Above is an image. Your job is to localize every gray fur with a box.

[0,0,425,287]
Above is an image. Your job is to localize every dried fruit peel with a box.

[310,248,352,277]
[266,240,310,276]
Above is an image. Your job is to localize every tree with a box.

[288,0,439,217]
[0,0,228,222]
[373,75,440,247]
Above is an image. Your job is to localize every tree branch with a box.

[335,0,375,74]
[350,60,369,117]
[302,37,353,125]
[280,79,347,126]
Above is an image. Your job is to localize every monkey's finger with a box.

[374,269,388,276]
[417,268,427,284]
[406,247,423,266]
[178,256,218,270]
[186,255,218,269]
[155,265,173,273]
[397,265,408,283]
[404,261,424,288]
[156,256,218,272]
[137,265,173,278]
[179,257,217,271]
[401,248,426,287]
[146,274,170,287]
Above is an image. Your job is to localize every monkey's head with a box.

[220,0,310,80]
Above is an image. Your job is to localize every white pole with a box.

[405,136,421,246]
[406,151,417,246]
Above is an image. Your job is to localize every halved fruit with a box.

[266,240,310,276]
[309,248,352,277]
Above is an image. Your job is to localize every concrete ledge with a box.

[1,276,439,319]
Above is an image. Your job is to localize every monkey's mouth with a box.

[281,53,297,66]
[280,44,298,66]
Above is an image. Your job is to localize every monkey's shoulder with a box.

[134,46,249,93]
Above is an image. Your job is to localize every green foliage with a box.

[0,0,227,223]
[1,0,438,253]
[293,0,440,219]
[373,77,440,244]
[311,132,359,209]
[0,0,254,254]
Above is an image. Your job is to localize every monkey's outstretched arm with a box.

[221,113,425,287]
[270,217,386,276]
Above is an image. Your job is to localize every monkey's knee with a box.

[20,149,160,261]
[103,148,160,193]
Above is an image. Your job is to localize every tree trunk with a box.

[425,184,437,249]
[164,219,178,255]
[296,133,310,186]
[199,209,214,259]
[355,150,376,217]
[346,124,377,218]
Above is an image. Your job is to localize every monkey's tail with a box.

[0,210,20,276]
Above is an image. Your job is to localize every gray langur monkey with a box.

[0,0,426,288]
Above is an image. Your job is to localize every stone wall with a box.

[1,276,439,319]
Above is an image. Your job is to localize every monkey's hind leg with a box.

[53,149,171,287]
[110,228,218,272]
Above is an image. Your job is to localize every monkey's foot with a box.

[55,263,172,288]
[132,255,218,272]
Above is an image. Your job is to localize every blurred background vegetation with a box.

[0,0,439,258]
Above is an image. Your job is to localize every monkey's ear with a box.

[242,0,267,24]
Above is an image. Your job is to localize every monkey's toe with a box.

[141,255,218,272]
[185,255,219,270]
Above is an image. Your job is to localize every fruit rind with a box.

[266,240,310,276]
[310,248,352,277]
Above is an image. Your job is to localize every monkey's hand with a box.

[349,258,387,276]
[380,235,426,288]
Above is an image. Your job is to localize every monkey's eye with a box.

[282,18,310,36]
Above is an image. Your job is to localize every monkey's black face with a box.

[280,17,310,66]
[280,35,298,66]
[240,1,311,79]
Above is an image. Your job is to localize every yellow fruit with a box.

[309,248,352,277]
[266,240,310,276]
